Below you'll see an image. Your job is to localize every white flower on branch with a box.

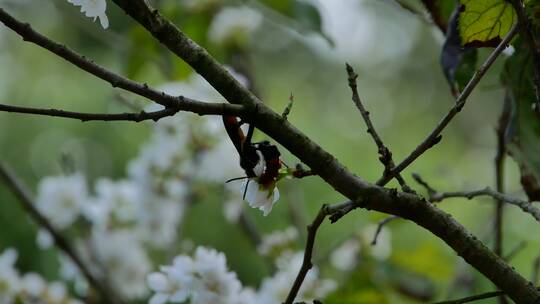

[67,0,109,29]
[36,173,88,229]
[91,229,151,299]
[147,247,242,304]
[191,247,242,304]
[241,178,280,216]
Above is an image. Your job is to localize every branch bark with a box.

[0,102,180,122]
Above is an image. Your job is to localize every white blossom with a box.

[330,239,361,271]
[147,247,243,304]
[258,227,298,257]
[208,6,263,46]
[191,247,242,304]
[21,272,45,298]
[36,173,87,229]
[36,229,54,250]
[67,0,109,29]
[91,229,151,299]
[0,248,20,303]
[241,178,280,216]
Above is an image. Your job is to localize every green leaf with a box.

[292,0,322,33]
[502,37,540,201]
[459,0,517,47]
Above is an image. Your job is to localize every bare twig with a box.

[281,93,294,120]
[532,256,540,285]
[412,174,540,222]
[0,163,122,304]
[365,26,519,242]
[371,215,398,245]
[494,92,512,273]
[0,8,246,118]
[346,64,413,193]
[377,24,520,185]
[434,287,540,304]
[0,102,180,122]
[285,205,329,304]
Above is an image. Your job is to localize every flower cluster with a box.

[0,248,82,304]
[148,246,337,304]
[148,247,242,304]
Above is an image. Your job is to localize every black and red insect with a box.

[222,115,282,193]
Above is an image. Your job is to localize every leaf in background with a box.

[502,38,540,201]
[440,6,478,96]
[292,0,322,33]
[256,0,332,45]
[420,0,456,32]
[459,0,517,47]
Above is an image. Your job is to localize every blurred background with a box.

[0,0,535,303]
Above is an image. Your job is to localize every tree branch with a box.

[0,102,181,122]
[412,174,540,222]
[285,204,328,304]
[346,63,413,193]
[0,8,246,118]
[434,287,540,304]
[377,24,520,185]
[0,163,122,304]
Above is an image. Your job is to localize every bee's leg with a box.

[243,179,250,200]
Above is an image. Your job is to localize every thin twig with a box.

[433,287,540,304]
[377,24,520,185]
[284,205,329,304]
[494,91,512,264]
[371,215,398,245]
[0,8,246,118]
[0,102,179,122]
[532,256,540,285]
[0,163,122,304]
[412,174,540,222]
[346,63,412,193]
[364,26,519,243]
